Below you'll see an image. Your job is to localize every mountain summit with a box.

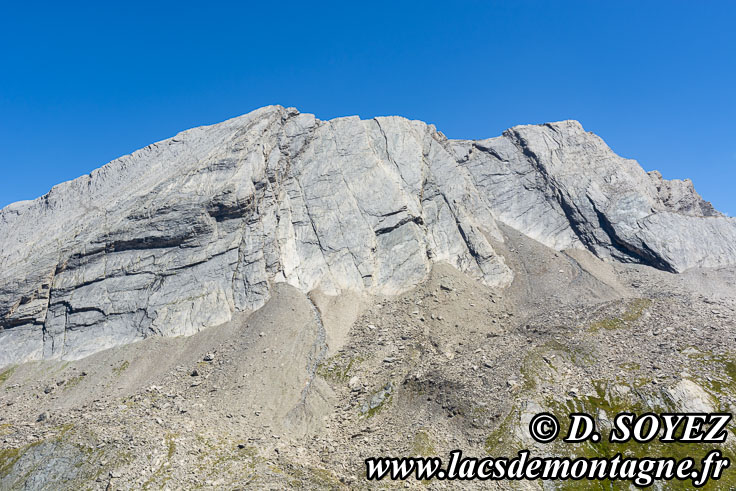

[1,106,734,366]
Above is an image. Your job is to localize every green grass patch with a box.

[589,298,652,331]
[275,462,344,489]
[520,339,595,391]
[112,360,130,376]
[166,433,177,460]
[364,393,391,418]
[0,366,16,386]
[410,430,436,457]
[317,355,363,384]
[63,374,85,391]
[484,410,517,455]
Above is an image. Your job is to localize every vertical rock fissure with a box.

[296,294,327,408]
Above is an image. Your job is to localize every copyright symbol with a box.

[529,413,560,443]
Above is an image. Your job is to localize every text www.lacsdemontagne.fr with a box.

[365,450,729,487]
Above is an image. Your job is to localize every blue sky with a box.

[1,1,734,214]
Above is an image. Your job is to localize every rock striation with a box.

[1,105,734,365]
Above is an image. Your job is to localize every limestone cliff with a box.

[1,106,733,365]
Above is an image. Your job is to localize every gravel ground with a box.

[1,229,735,490]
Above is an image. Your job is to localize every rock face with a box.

[1,106,734,365]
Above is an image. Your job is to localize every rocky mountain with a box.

[1,107,736,490]
[1,105,734,367]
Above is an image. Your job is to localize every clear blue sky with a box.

[1,1,734,214]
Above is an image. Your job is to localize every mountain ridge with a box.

[1,105,734,366]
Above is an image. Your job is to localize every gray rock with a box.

[665,379,716,413]
[1,106,734,366]
[0,440,90,489]
[450,120,735,272]
[348,376,361,391]
[361,382,394,414]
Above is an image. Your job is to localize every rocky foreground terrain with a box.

[0,107,735,489]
